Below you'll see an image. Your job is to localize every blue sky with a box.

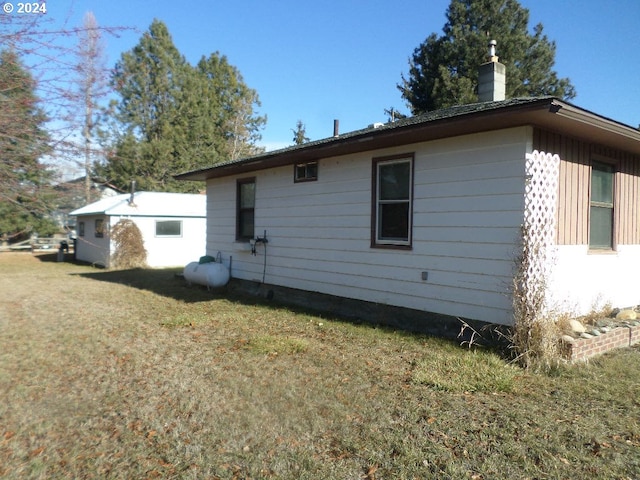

[16,0,640,151]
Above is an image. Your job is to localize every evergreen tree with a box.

[99,20,265,193]
[399,0,576,113]
[291,120,310,145]
[192,53,265,162]
[101,19,188,192]
[0,50,56,241]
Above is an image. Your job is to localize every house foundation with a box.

[224,278,509,346]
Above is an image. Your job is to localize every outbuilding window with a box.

[589,161,615,250]
[236,178,255,241]
[78,222,85,237]
[156,220,182,237]
[372,154,414,248]
[95,219,105,238]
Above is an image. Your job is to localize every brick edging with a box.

[564,324,640,362]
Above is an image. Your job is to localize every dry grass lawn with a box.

[1,252,639,479]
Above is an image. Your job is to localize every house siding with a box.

[535,128,640,314]
[74,214,111,267]
[207,127,530,325]
[533,128,640,246]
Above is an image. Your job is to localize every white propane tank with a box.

[183,261,230,288]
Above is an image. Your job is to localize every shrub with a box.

[510,225,561,371]
[110,219,147,269]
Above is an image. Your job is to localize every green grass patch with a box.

[412,341,519,393]
[244,334,309,355]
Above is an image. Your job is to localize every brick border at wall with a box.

[564,324,640,362]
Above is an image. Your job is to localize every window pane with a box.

[156,220,181,236]
[295,165,306,180]
[589,205,613,249]
[95,219,104,238]
[239,210,254,238]
[379,162,410,200]
[378,202,409,240]
[306,162,318,179]
[591,163,613,204]
[240,182,255,208]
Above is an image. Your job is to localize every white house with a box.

[70,191,206,268]
[175,94,640,329]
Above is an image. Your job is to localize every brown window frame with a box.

[371,153,414,250]
[236,177,256,241]
[294,161,318,182]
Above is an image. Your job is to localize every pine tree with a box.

[102,19,188,192]
[291,120,310,145]
[398,0,576,114]
[99,20,265,193]
[192,53,265,162]
[0,50,56,241]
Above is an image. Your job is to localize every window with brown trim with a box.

[372,154,414,248]
[589,161,614,250]
[236,178,255,241]
[294,161,318,182]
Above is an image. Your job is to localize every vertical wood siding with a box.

[207,127,531,325]
[534,129,640,246]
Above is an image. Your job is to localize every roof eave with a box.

[176,98,640,181]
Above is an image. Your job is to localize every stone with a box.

[580,332,593,339]
[596,318,615,328]
[600,326,611,333]
[590,329,601,336]
[616,309,637,321]
[569,319,586,334]
[561,335,576,344]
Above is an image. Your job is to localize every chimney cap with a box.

[488,39,499,62]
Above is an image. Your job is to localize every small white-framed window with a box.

[372,154,414,248]
[156,220,182,237]
[78,221,85,237]
[294,161,318,182]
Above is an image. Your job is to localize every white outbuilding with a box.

[70,191,206,268]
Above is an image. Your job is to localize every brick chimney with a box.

[478,40,506,102]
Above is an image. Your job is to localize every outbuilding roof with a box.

[175,97,640,182]
[70,191,206,218]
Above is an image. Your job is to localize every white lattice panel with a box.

[522,150,560,311]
